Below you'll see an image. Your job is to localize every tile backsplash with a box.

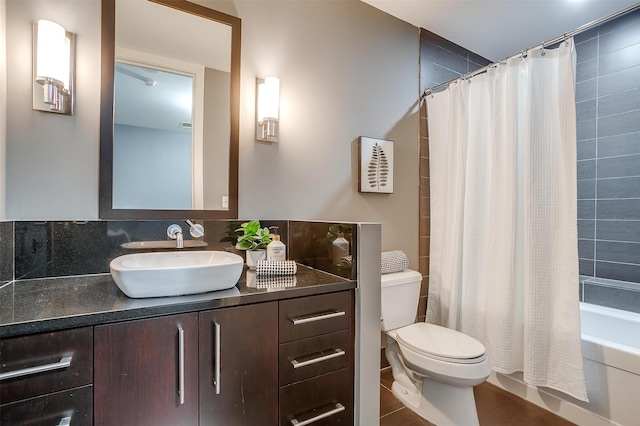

[4,220,356,283]
[0,222,14,285]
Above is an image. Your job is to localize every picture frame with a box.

[358,136,394,194]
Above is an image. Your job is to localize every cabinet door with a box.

[94,313,199,426]
[199,302,278,426]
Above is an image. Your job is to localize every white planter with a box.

[245,250,266,269]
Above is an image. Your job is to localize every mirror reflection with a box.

[100,0,240,219]
[114,62,195,209]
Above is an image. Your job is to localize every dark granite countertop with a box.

[0,264,355,338]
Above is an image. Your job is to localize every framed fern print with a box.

[358,137,394,193]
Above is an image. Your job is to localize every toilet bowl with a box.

[382,269,491,426]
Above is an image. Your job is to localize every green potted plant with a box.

[235,220,272,269]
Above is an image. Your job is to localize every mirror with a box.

[100,0,240,219]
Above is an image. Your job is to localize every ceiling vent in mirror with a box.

[179,121,192,129]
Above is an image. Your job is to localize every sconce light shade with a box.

[256,76,279,142]
[33,20,75,115]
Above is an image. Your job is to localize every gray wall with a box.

[576,9,640,284]
[3,0,420,268]
[234,1,420,266]
[5,0,101,219]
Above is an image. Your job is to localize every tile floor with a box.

[379,368,576,425]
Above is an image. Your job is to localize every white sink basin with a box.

[110,251,243,298]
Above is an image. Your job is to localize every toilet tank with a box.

[381,269,423,331]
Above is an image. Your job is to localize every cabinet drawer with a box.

[0,327,93,404]
[279,330,351,386]
[279,292,352,343]
[0,385,93,426]
[279,368,353,426]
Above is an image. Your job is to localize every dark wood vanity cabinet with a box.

[278,291,355,426]
[93,302,279,426]
[199,302,278,425]
[94,313,200,426]
[0,327,94,426]
[2,289,354,426]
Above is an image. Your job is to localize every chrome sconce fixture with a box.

[256,76,279,142]
[33,20,75,115]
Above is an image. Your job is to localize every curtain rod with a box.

[421,2,640,99]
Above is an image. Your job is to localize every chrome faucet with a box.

[167,224,184,248]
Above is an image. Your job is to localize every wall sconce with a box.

[256,77,279,142]
[33,20,75,115]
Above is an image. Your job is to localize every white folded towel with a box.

[255,274,297,288]
[381,250,409,274]
[255,260,297,276]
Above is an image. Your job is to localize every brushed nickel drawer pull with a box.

[57,416,72,426]
[178,325,185,405]
[291,310,345,325]
[0,356,72,381]
[290,402,346,426]
[291,348,345,369]
[213,321,221,395]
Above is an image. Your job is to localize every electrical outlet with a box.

[222,195,229,209]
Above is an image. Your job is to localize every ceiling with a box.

[362,0,639,61]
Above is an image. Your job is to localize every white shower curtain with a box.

[426,39,588,401]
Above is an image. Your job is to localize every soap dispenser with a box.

[267,227,286,261]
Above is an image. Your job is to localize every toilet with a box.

[381,269,491,426]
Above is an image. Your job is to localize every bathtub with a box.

[578,303,640,426]
[488,303,640,426]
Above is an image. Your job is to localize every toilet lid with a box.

[396,323,486,361]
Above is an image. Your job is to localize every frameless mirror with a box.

[100,0,240,219]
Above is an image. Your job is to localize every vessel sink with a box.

[110,251,244,298]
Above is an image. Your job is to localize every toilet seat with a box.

[395,323,486,364]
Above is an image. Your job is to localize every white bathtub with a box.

[578,303,640,426]
[488,303,640,426]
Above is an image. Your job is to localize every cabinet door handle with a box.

[178,325,185,405]
[290,402,345,426]
[57,416,72,426]
[213,321,221,395]
[290,310,345,325]
[0,356,72,381]
[291,348,345,369]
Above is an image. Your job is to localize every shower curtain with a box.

[425,38,588,401]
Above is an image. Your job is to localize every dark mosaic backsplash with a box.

[0,222,14,285]
[9,220,355,281]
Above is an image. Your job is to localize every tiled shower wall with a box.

[417,10,640,316]
[576,8,640,282]
[416,9,640,315]
[575,8,640,311]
